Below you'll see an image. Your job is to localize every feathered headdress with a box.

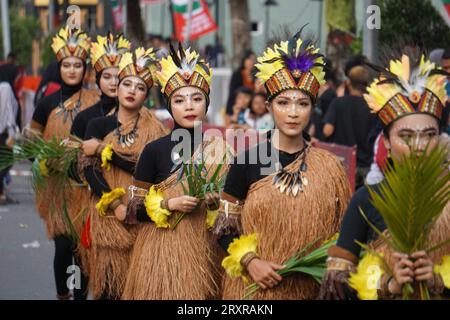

[255,27,325,100]
[51,26,91,62]
[364,53,448,126]
[156,42,212,101]
[118,47,158,88]
[90,32,131,72]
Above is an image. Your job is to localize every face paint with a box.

[272,90,312,114]
[170,86,207,129]
[269,89,312,138]
[386,113,439,160]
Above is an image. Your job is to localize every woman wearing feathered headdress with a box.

[29,26,99,300]
[122,43,233,299]
[212,28,351,300]
[319,49,450,300]
[77,46,167,299]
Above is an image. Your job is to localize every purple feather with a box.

[284,51,316,74]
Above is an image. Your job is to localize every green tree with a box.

[40,35,55,71]
[379,0,450,49]
[0,6,41,68]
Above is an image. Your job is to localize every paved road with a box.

[0,163,55,300]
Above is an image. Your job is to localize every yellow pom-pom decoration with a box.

[101,143,113,171]
[38,159,49,177]
[205,209,219,229]
[222,233,258,278]
[349,253,384,300]
[95,187,126,216]
[434,255,450,289]
[144,186,172,228]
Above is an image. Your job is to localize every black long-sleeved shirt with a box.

[133,127,199,222]
[336,183,387,258]
[71,95,116,139]
[336,184,450,297]
[32,83,83,182]
[83,114,137,198]
[32,83,82,128]
[223,138,304,201]
[218,135,309,250]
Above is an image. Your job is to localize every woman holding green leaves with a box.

[319,50,450,300]
[212,30,351,300]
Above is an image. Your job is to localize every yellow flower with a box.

[349,253,384,300]
[434,255,450,289]
[95,188,126,216]
[144,186,171,228]
[222,233,258,278]
[101,144,113,171]
[38,159,49,177]
[205,209,218,229]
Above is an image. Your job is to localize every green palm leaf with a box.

[364,145,450,299]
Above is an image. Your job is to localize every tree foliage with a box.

[379,0,450,49]
[0,6,40,68]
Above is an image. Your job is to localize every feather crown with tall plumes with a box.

[118,47,158,89]
[90,32,131,72]
[156,42,212,101]
[364,52,448,126]
[255,26,325,100]
[51,26,91,62]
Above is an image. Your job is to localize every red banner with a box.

[111,0,124,31]
[171,0,217,41]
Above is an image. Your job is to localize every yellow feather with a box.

[118,51,133,74]
[255,37,325,85]
[51,26,90,58]
[156,47,212,93]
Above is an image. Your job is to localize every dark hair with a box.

[7,52,16,60]
[250,92,267,115]
[234,86,253,96]
[442,47,450,60]
[344,54,367,77]
[323,58,337,84]
[239,51,255,70]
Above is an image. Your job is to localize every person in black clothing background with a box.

[320,50,450,300]
[0,64,20,205]
[307,58,337,140]
[34,60,62,107]
[226,51,256,116]
[323,65,378,189]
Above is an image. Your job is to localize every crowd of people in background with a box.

[221,47,450,189]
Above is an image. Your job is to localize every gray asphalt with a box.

[0,163,55,300]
